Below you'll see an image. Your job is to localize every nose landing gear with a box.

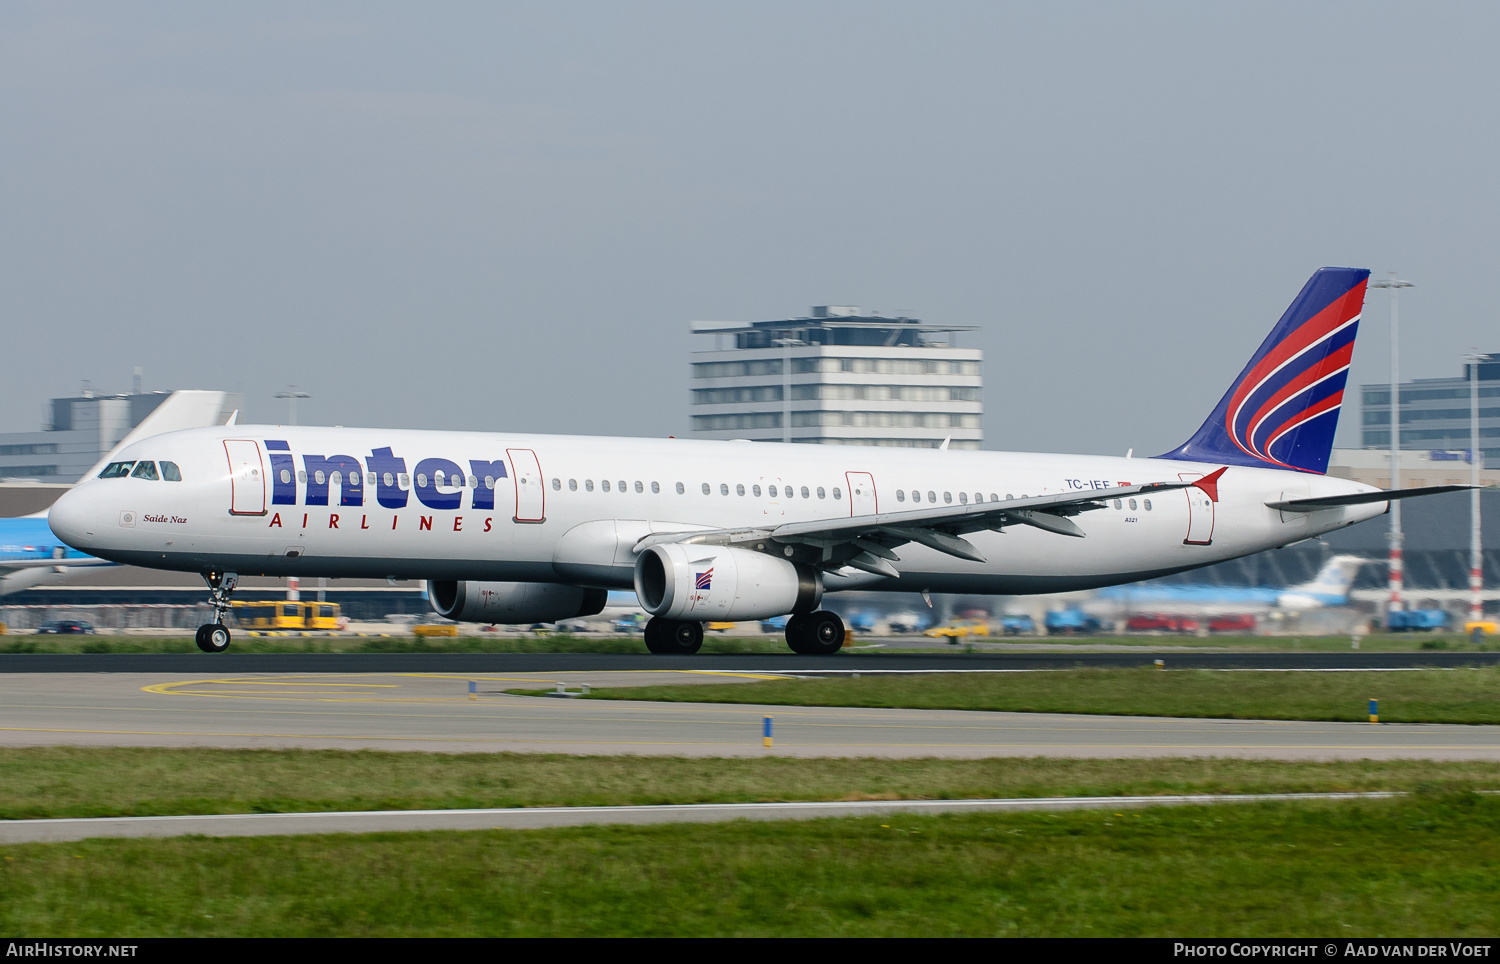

[195,571,238,653]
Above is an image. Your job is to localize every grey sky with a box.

[3,2,1496,457]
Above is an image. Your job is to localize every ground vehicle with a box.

[1125,613,1201,633]
[924,619,989,641]
[1045,608,1106,635]
[1388,609,1450,632]
[35,619,93,634]
[999,613,1035,635]
[1208,613,1257,633]
[229,600,341,631]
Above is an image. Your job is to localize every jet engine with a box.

[633,543,821,622]
[427,580,608,624]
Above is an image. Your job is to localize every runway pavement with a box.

[3,650,1500,673]
[1,670,1498,759]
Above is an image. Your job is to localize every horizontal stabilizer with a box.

[1266,484,1475,513]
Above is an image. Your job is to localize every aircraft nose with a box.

[47,485,104,553]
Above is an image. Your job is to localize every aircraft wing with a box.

[0,556,115,572]
[635,480,1195,578]
[1266,484,1476,513]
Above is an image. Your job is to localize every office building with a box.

[690,306,982,449]
[0,388,241,483]
[1360,353,1499,467]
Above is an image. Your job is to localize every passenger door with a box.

[508,448,545,523]
[224,440,267,516]
[1178,472,1214,545]
[846,471,878,516]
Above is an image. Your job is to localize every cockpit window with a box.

[130,461,160,481]
[160,461,182,481]
[98,461,136,479]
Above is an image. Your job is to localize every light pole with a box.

[1371,275,1413,622]
[1466,351,1485,627]
[274,386,312,426]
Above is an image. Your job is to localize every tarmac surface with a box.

[2,669,1498,759]
[4,650,1500,672]
[0,792,1404,844]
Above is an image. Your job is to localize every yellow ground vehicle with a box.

[924,619,989,640]
[230,601,341,631]
[1465,620,1499,636]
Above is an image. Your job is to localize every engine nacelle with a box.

[427,580,608,624]
[634,544,821,621]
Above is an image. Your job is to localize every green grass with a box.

[567,665,1500,724]
[3,748,1499,821]
[3,794,1498,935]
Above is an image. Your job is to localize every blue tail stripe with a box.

[1158,266,1370,474]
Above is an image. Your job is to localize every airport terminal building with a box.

[690,307,983,449]
[1359,352,1499,468]
[0,388,242,485]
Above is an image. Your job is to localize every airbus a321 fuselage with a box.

[46,268,1467,654]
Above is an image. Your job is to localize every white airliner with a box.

[46,268,1468,654]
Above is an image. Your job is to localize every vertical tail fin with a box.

[1159,267,1370,474]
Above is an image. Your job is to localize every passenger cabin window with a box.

[943,491,952,504]
[601,480,610,492]
[551,478,561,490]
[483,476,495,489]
[896,490,905,502]
[958,492,967,504]
[619,480,627,493]
[1129,499,1138,511]
[569,479,577,491]
[816,486,825,499]
[720,483,729,496]
[833,487,842,500]
[651,482,660,494]
[801,486,810,499]
[768,485,778,497]
[585,480,594,491]
[753,484,762,497]
[911,490,921,503]
[635,481,644,493]
[1144,499,1153,511]
[131,461,159,481]
[702,483,711,495]
[398,473,409,487]
[1113,499,1122,509]
[736,484,745,496]
[675,482,684,494]
[98,461,135,479]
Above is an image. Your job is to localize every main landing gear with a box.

[195,571,238,654]
[643,617,704,655]
[785,610,846,655]
[640,610,847,656]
